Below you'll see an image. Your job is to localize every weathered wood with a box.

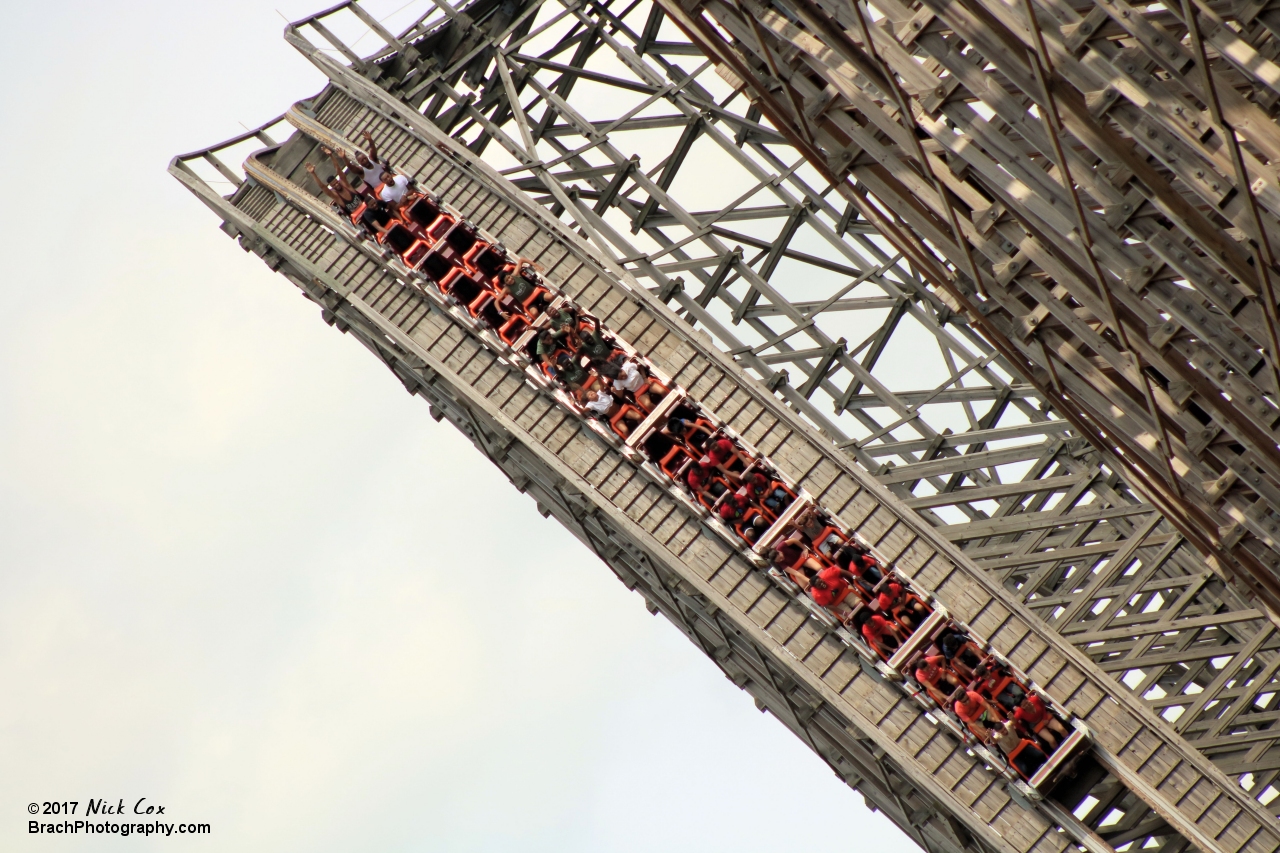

[170,2,1280,848]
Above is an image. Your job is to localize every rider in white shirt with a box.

[612,359,645,394]
[353,130,389,188]
[584,389,615,416]
[379,172,410,205]
[357,155,386,187]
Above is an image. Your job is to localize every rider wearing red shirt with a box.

[718,491,750,523]
[809,565,853,607]
[954,689,1002,739]
[1014,694,1069,749]
[875,580,929,631]
[706,437,734,466]
[874,581,904,612]
[836,544,884,586]
[1013,693,1047,727]
[686,462,712,491]
[914,654,962,699]
[915,654,945,684]
[859,612,903,657]
[746,471,790,514]
[702,437,741,480]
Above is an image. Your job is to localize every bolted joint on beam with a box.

[320,308,350,332]
[796,337,847,399]
[658,276,685,303]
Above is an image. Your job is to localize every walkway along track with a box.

[170,49,1280,853]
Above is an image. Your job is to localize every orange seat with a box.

[945,639,986,681]
[462,240,490,265]
[471,245,508,277]
[632,379,668,413]
[467,291,496,321]
[710,488,733,512]
[659,445,694,477]
[749,477,792,523]
[498,314,529,345]
[1003,738,1041,780]
[811,524,844,556]
[694,477,732,511]
[403,240,432,269]
[904,591,932,618]
[841,601,868,631]
[536,348,572,382]
[404,196,443,230]
[427,214,455,240]
[378,222,417,255]
[519,286,548,312]
[608,403,643,438]
[438,265,464,291]
[415,249,453,282]
[441,267,487,305]
[732,508,763,539]
[684,417,717,453]
[443,222,478,254]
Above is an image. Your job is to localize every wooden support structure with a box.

[171,0,1280,849]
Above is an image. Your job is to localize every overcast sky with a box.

[0,2,922,850]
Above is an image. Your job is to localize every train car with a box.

[246,131,1094,802]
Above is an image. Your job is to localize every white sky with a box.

[0,2,922,850]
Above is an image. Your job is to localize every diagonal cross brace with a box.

[734,203,807,324]
[632,116,704,232]
[695,245,744,307]
[835,295,909,412]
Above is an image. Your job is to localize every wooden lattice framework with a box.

[170,0,1280,850]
